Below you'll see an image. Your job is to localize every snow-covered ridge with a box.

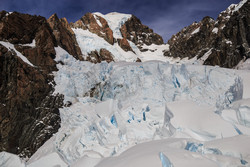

[232,0,248,12]
[93,12,132,39]
[73,28,169,62]
[221,0,247,15]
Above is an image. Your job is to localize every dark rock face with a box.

[120,15,164,51]
[165,1,250,68]
[0,11,64,157]
[166,16,215,59]
[47,14,83,60]
[87,48,114,63]
[117,38,134,52]
[72,13,114,45]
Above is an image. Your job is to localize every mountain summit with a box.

[165,0,250,68]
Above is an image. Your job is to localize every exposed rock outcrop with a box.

[164,0,250,68]
[87,48,114,63]
[120,15,164,51]
[117,38,134,52]
[47,14,83,60]
[71,13,114,45]
[0,11,64,157]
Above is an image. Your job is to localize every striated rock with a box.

[47,14,83,60]
[117,38,134,52]
[72,13,114,45]
[166,16,215,59]
[0,11,64,157]
[120,15,163,51]
[165,0,250,68]
[87,48,114,63]
[0,11,47,44]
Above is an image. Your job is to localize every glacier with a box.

[1,46,249,167]
[26,47,247,166]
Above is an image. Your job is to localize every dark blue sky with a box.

[0,0,241,41]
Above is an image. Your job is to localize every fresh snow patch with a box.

[5,12,13,17]
[22,39,36,47]
[93,14,102,27]
[212,27,218,34]
[0,41,35,67]
[191,27,200,35]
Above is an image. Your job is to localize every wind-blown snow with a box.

[0,41,35,67]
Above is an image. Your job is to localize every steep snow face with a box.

[45,48,245,164]
[73,28,171,63]
[93,12,132,39]
[73,28,137,61]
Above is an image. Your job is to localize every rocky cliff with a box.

[164,0,250,68]
[0,11,66,157]
[120,15,164,51]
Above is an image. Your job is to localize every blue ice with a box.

[110,115,118,127]
[185,142,203,152]
[176,78,180,88]
[127,112,135,123]
[241,159,248,165]
[233,125,243,135]
[143,112,146,121]
[159,152,173,167]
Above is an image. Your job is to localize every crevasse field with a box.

[2,46,250,167]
